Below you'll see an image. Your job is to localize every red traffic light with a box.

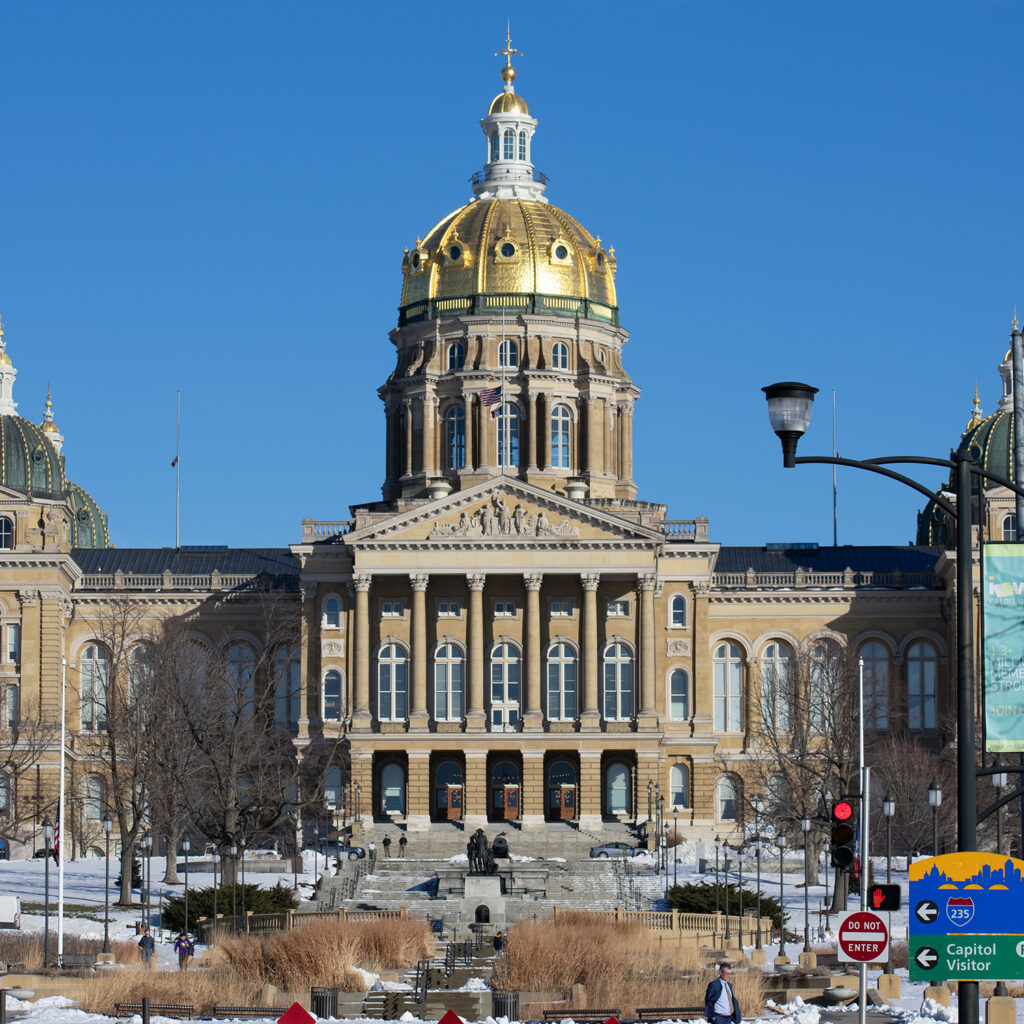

[832,800,854,822]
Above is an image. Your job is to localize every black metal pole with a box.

[755,847,762,950]
[778,843,787,958]
[803,841,810,953]
[737,853,744,948]
[103,828,111,953]
[714,843,720,915]
[184,845,189,935]
[43,838,50,968]
[886,817,893,974]
[724,853,731,942]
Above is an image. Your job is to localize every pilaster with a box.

[638,574,658,728]
[352,575,372,730]
[463,750,488,831]
[406,750,431,832]
[410,575,429,730]
[297,581,316,738]
[527,392,539,473]
[581,573,600,730]
[521,751,545,827]
[466,574,486,730]
[578,750,602,829]
[523,573,543,730]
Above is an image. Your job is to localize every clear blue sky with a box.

[2,1,1022,550]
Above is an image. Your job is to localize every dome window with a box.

[449,245,462,262]
[555,244,569,260]
[490,133,500,162]
[518,131,527,161]
[32,448,44,464]
[550,239,572,264]
[596,252,605,267]
[503,128,515,160]
[447,343,465,371]
[500,242,516,258]
[552,342,569,370]
[411,252,421,269]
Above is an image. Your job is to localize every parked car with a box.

[589,841,643,859]
[33,849,49,859]
[314,839,366,860]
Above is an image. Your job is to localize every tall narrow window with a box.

[0,773,9,815]
[546,642,577,721]
[670,763,689,808]
[323,670,343,722]
[551,405,571,468]
[717,776,739,820]
[503,128,515,159]
[602,642,634,721]
[447,343,465,370]
[81,644,109,732]
[760,641,791,731]
[446,407,466,469]
[490,133,499,162]
[274,645,301,730]
[552,342,568,370]
[499,339,518,367]
[434,643,465,721]
[324,765,342,810]
[907,640,938,730]
[670,596,686,627]
[324,596,341,628]
[497,404,520,467]
[669,669,689,720]
[606,762,631,814]
[5,624,19,663]
[84,776,103,821]
[128,644,152,702]
[809,641,839,731]
[0,518,12,550]
[3,685,18,730]
[713,642,742,732]
[227,642,256,716]
[860,641,890,730]
[490,642,520,729]
[518,131,527,160]
[378,644,408,721]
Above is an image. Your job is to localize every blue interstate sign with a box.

[910,854,1024,937]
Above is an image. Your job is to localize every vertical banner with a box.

[983,543,1024,751]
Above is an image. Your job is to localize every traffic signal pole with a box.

[859,766,870,1024]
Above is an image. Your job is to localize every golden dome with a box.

[0,351,11,367]
[489,91,529,115]
[40,418,59,434]
[401,198,617,321]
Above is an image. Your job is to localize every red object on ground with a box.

[439,1012,465,1024]
[277,1003,315,1024]
[838,910,889,963]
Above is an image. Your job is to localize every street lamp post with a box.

[752,796,764,950]
[737,848,744,948]
[230,842,238,927]
[658,795,665,872]
[820,845,831,934]
[723,845,732,943]
[714,836,721,916]
[672,807,679,889]
[240,836,247,923]
[993,767,1008,855]
[883,794,896,974]
[801,815,812,953]
[776,834,787,958]
[661,825,669,891]
[42,818,52,968]
[102,815,113,953]
[143,834,153,933]
[762,380,1015,1024]
[354,780,362,824]
[647,779,654,825]
[212,843,218,927]
[182,839,190,936]
[929,778,943,857]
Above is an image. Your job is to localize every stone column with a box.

[467,574,486,730]
[523,573,543,730]
[298,581,316,738]
[464,394,475,471]
[521,750,545,828]
[406,750,431,832]
[410,574,429,729]
[542,396,552,471]
[622,402,634,486]
[403,399,413,477]
[527,392,539,473]
[578,750,603,830]
[638,573,657,728]
[581,573,601,730]
[463,750,488,832]
[585,396,603,476]
[691,583,713,735]
[352,575,372,730]
[423,395,437,479]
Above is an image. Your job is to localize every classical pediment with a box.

[345,478,663,547]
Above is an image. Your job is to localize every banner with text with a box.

[983,543,1024,752]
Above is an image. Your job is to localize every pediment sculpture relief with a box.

[429,496,580,539]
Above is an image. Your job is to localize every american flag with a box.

[51,799,60,866]
[480,386,503,418]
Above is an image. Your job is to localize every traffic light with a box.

[830,799,857,870]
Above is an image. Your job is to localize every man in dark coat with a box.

[705,964,741,1024]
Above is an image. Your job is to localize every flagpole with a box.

[500,308,507,475]
[57,657,66,957]
[175,390,181,549]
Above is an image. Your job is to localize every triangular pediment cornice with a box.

[344,478,664,549]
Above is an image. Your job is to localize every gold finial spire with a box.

[967,380,983,430]
[495,22,522,83]
[1013,306,1019,333]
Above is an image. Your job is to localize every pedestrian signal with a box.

[867,883,901,910]
[830,800,857,870]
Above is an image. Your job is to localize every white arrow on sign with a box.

[915,947,939,970]
[915,900,938,924]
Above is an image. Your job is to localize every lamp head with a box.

[751,796,763,815]
[102,815,113,834]
[777,834,787,849]
[715,835,721,848]
[42,817,53,841]
[182,839,190,852]
[928,777,943,807]
[673,806,679,820]
[883,793,896,817]
[230,843,237,856]
[762,381,818,467]
[801,816,811,832]
[993,772,1008,790]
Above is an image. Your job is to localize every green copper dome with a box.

[70,481,109,549]
[0,414,67,499]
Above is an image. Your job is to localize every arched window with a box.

[717,775,739,820]
[497,404,520,467]
[434,643,465,721]
[669,669,689,720]
[0,772,9,815]
[546,642,577,721]
[860,641,890,730]
[274,645,301,729]
[602,642,634,721]
[606,762,631,814]
[503,128,515,159]
[226,642,256,714]
[552,342,568,370]
[128,645,152,702]
[760,641,791,731]
[84,776,103,821]
[5,623,19,664]
[490,133,499,162]
[490,642,520,729]
[447,343,465,371]
[809,641,840,731]
[378,644,408,721]
[907,640,938,731]
[323,670,343,722]
[381,762,405,814]
[1003,515,1016,542]
[713,642,743,732]
[518,131,526,161]
[323,596,341,628]
[670,764,689,808]
[499,338,518,367]
[81,644,109,732]
[551,405,571,468]
[324,765,342,810]
[445,407,466,470]
[670,595,687,627]
[0,517,12,550]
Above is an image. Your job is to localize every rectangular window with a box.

[550,600,574,617]
[6,625,19,664]
[438,599,461,617]
[381,600,405,618]
[494,600,517,617]
[606,600,629,617]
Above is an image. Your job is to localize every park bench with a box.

[542,1009,622,1022]
[207,1009,278,1019]
[637,1007,705,1021]
[115,1003,194,1019]
[56,953,97,971]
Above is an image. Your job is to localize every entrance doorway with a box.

[435,760,464,822]
[547,760,577,821]
[490,759,521,821]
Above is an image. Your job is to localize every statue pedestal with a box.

[462,874,506,933]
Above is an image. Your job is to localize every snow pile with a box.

[399,1011,421,1023]
[766,995,820,1024]
[508,854,535,863]
[351,966,379,988]
[915,999,958,1023]
[456,977,491,992]
[371,980,414,992]
[449,853,469,864]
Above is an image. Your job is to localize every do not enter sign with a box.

[838,910,890,963]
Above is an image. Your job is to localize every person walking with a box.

[382,834,392,858]
[705,964,741,1024]
[138,928,155,968]
[492,931,504,955]
[173,932,191,970]
[368,840,376,869]
[399,833,408,858]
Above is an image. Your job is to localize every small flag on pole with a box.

[480,386,503,418]
[170,455,178,468]
[51,799,60,866]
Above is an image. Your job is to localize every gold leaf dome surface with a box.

[489,91,529,115]
[401,197,616,311]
